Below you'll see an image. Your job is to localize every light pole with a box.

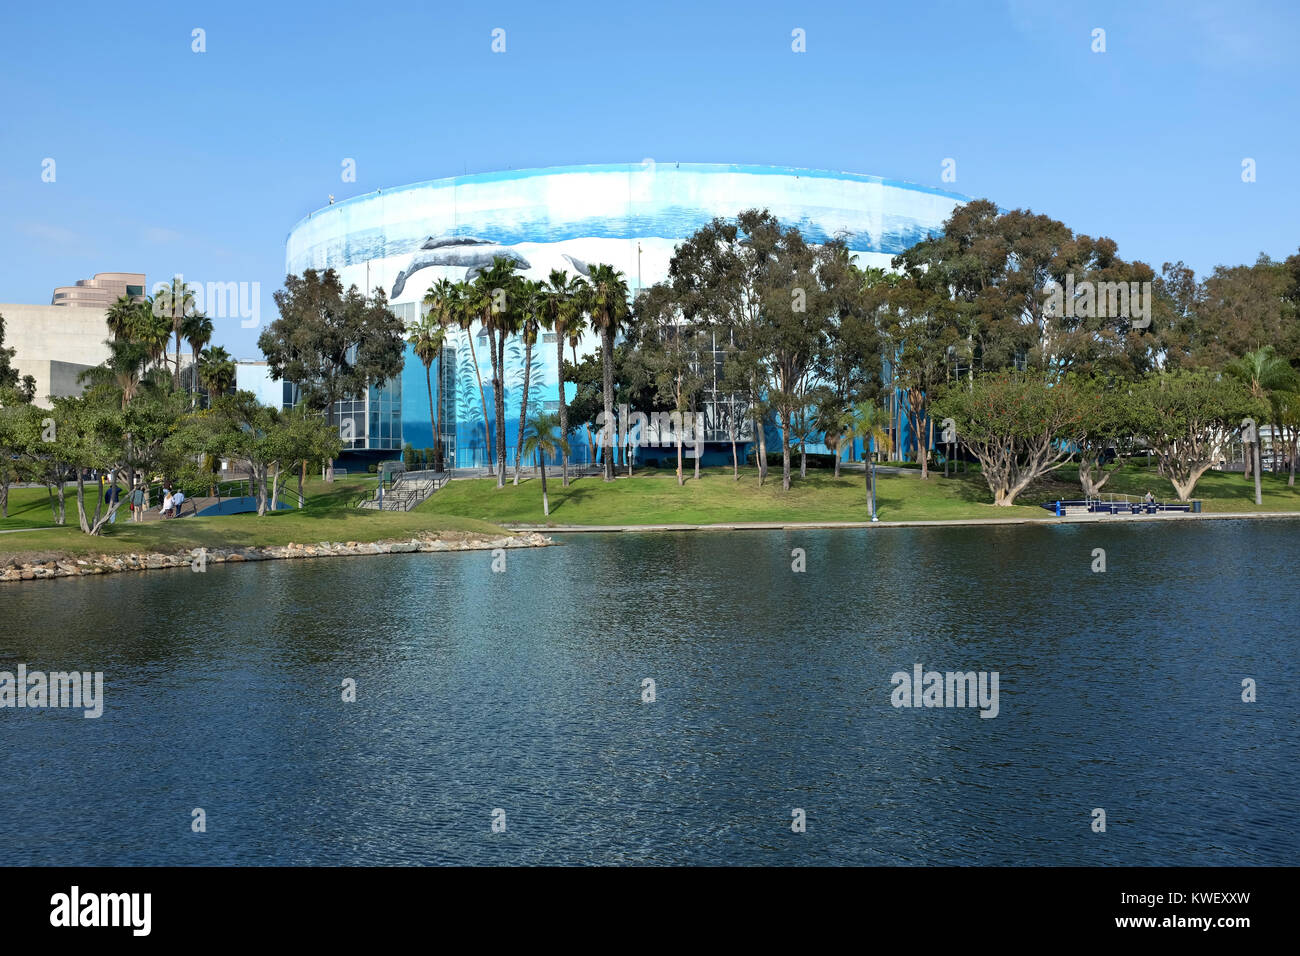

[870,451,878,522]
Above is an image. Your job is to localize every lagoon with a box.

[1,521,1295,865]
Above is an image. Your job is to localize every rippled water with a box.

[1,521,1296,865]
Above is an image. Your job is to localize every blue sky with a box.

[2,0,1297,358]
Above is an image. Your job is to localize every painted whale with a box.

[561,253,592,277]
[390,236,531,298]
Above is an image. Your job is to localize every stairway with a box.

[357,471,447,511]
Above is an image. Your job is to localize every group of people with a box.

[100,477,187,522]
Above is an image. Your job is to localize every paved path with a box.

[508,511,1300,533]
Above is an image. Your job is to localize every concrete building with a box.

[51,272,146,309]
[0,303,112,401]
[285,163,971,466]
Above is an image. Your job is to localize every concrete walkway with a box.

[508,511,1300,533]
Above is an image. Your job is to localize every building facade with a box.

[51,272,146,309]
[284,163,971,466]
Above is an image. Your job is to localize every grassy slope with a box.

[418,462,1300,526]
[0,478,507,561]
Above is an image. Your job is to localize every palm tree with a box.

[470,259,524,487]
[182,312,213,401]
[197,346,236,406]
[851,400,892,519]
[80,338,152,409]
[513,279,545,485]
[106,294,137,341]
[541,270,586,486]
[449,279,494,472]
[1226,346,1297,505]
[155,277,197,389]
[126,299,173,372]
[407,308,447,472]
[583,264,632,481]
[520,411,569,517]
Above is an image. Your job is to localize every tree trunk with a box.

[538,455,548,515]
[602,326,615,481]
[465,328,493,475]
[434,345,445,473]
[677,429,684,486]
[434,361,444,473]
[514,338,533,485]
[556,334,569,487]
[781,411,792,491]
[1253,440,1263,505]
[495,330,508,486]
[74,473,90,533]
[297,465,304,509]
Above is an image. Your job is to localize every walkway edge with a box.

[506,511,1300,533]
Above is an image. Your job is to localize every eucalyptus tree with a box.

[667,210,784,484]
[632,282,708,485]
[540,269,587,485]
[931,372,1088,507]
[583,264,632,480]
[259,268,405,480]
[1129,369,1265,502]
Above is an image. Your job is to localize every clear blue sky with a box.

[2,0,1297,358]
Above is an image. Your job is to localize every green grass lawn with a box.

[417,462,1300,527]
[0,477,507,561]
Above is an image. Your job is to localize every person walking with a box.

[104,482,121,524]
[160,486,173,519]
[130,482,145,522]
[171,487,186,518]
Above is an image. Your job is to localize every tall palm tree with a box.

[450,278,494,473]
[583,264,631,481]
[520,411,569,517]
[513,279,544,485]
[541,269,586,486]
[851,400,892,519]
[197,346,236,406]
[155,277,197,389]
[1226,346,1297,505]
[470,258,523,486]
[407,306,447,472]
[182,312,213,401]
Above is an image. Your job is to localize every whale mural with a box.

[389,236,531,298]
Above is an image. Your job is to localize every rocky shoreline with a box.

[0,530,554,583]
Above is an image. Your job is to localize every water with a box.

[1,521,1296,865]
